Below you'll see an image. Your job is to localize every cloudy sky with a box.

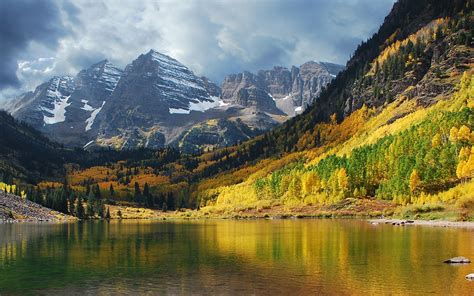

[0,0,395,102]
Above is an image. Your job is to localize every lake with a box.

[0,219,473,295]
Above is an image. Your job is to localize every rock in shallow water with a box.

[443,257,471,264]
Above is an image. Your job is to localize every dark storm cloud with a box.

[0,0,396,101]
[0,0,70,89]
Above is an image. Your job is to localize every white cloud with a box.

[0,0,396,102]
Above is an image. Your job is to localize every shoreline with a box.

[2,215,474,230]
[369,218,474,229]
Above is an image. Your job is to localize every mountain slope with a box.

[0,111,68,183]
[186,0,473,215]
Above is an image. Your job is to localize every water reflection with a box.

[0,220,472,295]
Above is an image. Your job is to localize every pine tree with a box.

[68,195,75,216]
[76,197,85,219]
[94,184,101,199]
[109,184,115,198]
[97,200,105,218]
[162,202,168,212]
[143,183,154,208]
[86,202,95,219]
[134,182,142,205]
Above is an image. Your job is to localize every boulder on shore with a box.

[443,257,471,264]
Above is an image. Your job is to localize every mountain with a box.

[4,50,341,153]
[6,60,122,147]
[221,61,344,117]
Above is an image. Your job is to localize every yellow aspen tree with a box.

[337,168,349,193]
[301,172,320,196]
[459,146,471,160]
[457,125,471,142]
[466,154,474,179]
[431,133,442,148]
[287,176,302,200]
[409,170,421,195]
[456,160,467,179]
[449,127,459,142]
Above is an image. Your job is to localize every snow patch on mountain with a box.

[219,100,230,107]
[85,101,105,131]
[169,107,190,114]
[83,140,94,149]
[267,92,276,102]
[97,62,122,92]
[149,51,207,92]
[80,100,94,111]
[169,96,227,114]
[43,95,71,125]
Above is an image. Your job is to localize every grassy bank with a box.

[101,195,473,223]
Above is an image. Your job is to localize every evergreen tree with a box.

[109,184,115,198]
[86,202,95,218]
[167,192,175,210]
[97,200,105,218]
[134,182,142,205]
[94,184,101,199]
[68,195,76,216]
[143,183,154,207]
[76,197,85,219]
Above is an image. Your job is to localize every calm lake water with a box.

[0,219,473,295]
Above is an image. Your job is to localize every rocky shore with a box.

[369,219,474,229]
[0,192,74,223]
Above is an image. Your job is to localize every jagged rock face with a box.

[221,71,262,103]
[220,61,343,117]
[96,50,224,149]
[11,76,76,128]
[290,61,335,108]
[6,61,122,146]
[201,76,221,97]
[105,50,216,115]
[257,66,292,98]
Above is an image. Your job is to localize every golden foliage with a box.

[369,18,448,75]
[0,182,26,198]
[431,133,442,148]
[409,170,421,195]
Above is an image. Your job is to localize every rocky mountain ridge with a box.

[3,50,342,152]
[221,61,343,117]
